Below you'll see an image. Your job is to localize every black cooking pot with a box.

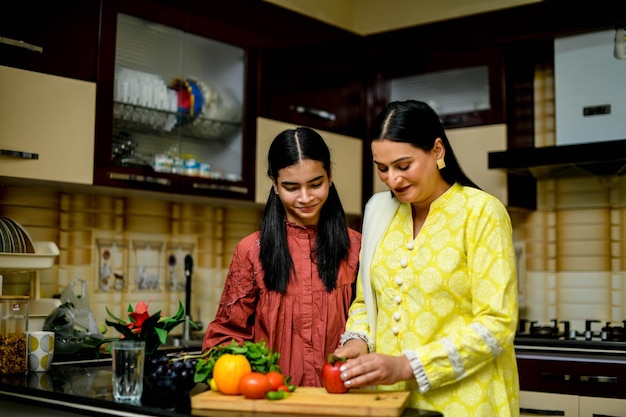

[602,322,626,341]
[530,319,560,338]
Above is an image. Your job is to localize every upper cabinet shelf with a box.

[488,139,626,179]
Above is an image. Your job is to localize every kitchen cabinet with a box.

[0,0,99,82]
[517,350,626,417]
[256,117,363,216]
[365,33,506,130]
[0,65,96,184]
[520,391,626,417]
[446,125,507,205]
[579,396,626,417]
[259,41,367,139]
[520,391,578,417]
[95,0,259,201]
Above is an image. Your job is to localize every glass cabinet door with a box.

[101,12,248,197]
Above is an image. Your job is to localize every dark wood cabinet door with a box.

[259,38,367,139]
[0,0,100,81]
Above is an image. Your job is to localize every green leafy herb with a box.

[193,339,281,384]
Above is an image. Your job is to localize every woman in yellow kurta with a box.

[334,100,519,417]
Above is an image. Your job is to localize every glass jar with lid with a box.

[0,295,29,374]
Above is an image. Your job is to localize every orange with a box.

[212,353,252,395]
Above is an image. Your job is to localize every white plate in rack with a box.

[0,241,60,274]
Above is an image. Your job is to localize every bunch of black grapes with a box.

[146,352,198,393]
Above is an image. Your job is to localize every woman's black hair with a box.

[260,127,351,293]
[372,100,480,189]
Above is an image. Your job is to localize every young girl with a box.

[203,127,362,387]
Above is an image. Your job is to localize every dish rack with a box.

[0,242,61,328]
[0,241,60,275]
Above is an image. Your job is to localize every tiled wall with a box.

[516,176,626,330]
[513,64,626,331]
[0,185,262,338]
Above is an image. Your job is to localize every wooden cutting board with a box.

[191,387,410,416]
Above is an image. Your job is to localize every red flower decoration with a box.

[127,300,153,335]
[106,300,197,355]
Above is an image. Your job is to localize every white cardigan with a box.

[359,191,401,350]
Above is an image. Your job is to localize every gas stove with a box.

[515,319,626,400]
[515,319,626,355]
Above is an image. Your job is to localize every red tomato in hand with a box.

[239,372,272,399]
[265,371,285,391]
[322,354,349,394]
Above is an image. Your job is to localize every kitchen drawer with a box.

[579,396,626,417]
[520,391,578,417]
[517,351,626,400]
[520,391,626,417]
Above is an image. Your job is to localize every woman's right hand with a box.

[334,338,368,359]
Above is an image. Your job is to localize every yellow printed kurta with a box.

[346,184,519,416]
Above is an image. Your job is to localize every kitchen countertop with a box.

[0,360,443,417]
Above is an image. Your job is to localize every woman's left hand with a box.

[339,353,414,388]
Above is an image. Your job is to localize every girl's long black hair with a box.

[259,127,351,293]
[372,100,480,189]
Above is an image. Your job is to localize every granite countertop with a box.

[0,360,442,417]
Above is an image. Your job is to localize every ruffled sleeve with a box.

[202,233,261,350]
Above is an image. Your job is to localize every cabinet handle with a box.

[519,407,564,416]
[1,149,39,160]
[0,36,43,53]
[441,115,467,126]
[192,182,248,194]
[541,373,617,384]
[108,172,171,186]
[290,105,336,121]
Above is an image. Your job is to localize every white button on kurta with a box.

[394,295,402,304]
[393,312,401,321]
[392,326,399,335]
[395,277,403,286]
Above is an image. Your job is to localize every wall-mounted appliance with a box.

[555,27,626,146]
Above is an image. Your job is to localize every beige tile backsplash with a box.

[3,172,625,338]
[519,175,626,330]
[512,63,626,331]
[0,185,262,338]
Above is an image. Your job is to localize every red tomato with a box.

[265,371,285,391]
[277,384,291,393]
[322,354,349,394]
[239,372,272,399]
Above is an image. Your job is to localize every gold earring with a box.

[437,159,446,170]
